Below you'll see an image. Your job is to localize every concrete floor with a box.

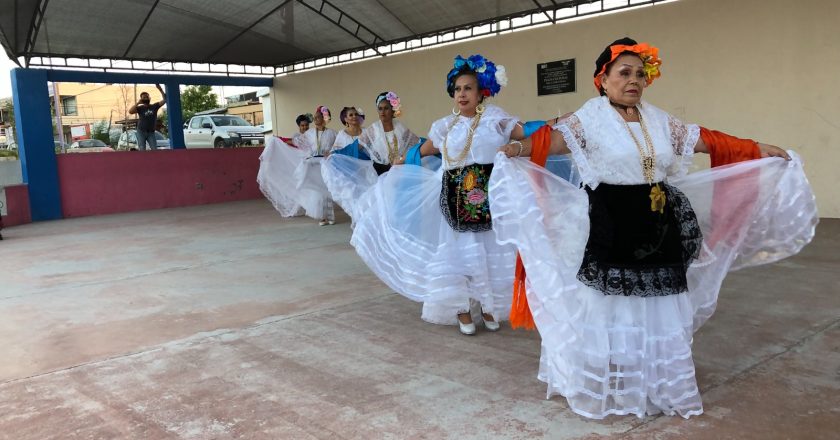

[0,200,838,440]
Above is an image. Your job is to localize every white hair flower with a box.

[495,65,508,87]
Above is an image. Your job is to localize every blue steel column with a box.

[11,68,63,221]
[164,82,185,149]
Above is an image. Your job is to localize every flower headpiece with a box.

[593,39,661,92]
[446,54,508,98]
[376,91,402,117]
[316,105,331,123]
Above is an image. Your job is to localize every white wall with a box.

[272,0,840,217]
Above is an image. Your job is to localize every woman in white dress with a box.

[491,38,817,419]
[332,106,365,150]
[351,54,527,335]
[257,106,339,225]
[321,94,422,221]
[290,113,312,146]
[362,92,421,175]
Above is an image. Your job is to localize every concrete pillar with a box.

[164,82,185,149]
[11,68,62,221]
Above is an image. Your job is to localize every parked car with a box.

[184,115,263,148]
[117,130,171,150]
[67,139,114,153]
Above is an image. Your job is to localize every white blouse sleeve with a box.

[666,115,699,179]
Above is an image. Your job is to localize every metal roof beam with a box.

[123,0,160,58]
[205,0,297,60]
[297,0,386,57]
[22,0,50,65]
[532,0,556,24]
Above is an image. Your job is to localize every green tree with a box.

[181,85,218,123]
[158,110,169,135]
[91,120,110,145]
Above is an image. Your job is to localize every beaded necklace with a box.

[618,106,666,213]
[441,110,484,229]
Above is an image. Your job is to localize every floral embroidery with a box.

[466,189,486,205]
[462,170,477,191]
[440,163,493,232]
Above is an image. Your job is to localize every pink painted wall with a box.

[57,148,265,218]
[1,184,32,227]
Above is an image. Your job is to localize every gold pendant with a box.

[649,184,666,214]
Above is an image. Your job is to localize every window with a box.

[211,116,250,127]
[190,118,203,129]
[61,96,77,116]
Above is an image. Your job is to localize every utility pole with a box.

[52,82,66,153]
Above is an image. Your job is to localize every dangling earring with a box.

[452,107,461,116]
[476,102,486,115]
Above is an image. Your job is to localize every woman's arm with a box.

[510,123,525,141]
[500,128,569,157]
[419,138,439,157]
[694,127,791,161]
[393,138,437,165]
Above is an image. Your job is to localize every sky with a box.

[1,50,17,99]
[0,50,260,102]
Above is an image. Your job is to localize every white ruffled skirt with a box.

[346,160,516,325]
[257,136,333,220]
[488,151,817,419]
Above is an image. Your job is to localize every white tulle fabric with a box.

[257,136,334,220]
[360,120,421,164]
[490,130,817,418]
[349,105,520,324]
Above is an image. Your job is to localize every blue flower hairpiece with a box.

[446,54,508,98]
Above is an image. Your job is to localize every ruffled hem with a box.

[258,136,333,220]
[350,163,517,321]
[257,137,305,217]
[489,151,817,419]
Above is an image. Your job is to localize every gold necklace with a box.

[620,109,656,183]
[315,129,322,155]
[620,108,666,213]
[441,111,483,230]
[441,112,482,169]
[386,132,400,163]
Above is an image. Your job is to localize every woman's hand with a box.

[392,155,406,165]
[758,142,791,160]
[499,141,524,158]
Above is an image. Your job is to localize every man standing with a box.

[129,84,166,150]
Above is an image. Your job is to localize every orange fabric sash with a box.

[701,127,761,167]
[510,125,552,331]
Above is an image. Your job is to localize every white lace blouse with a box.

[298,127,338,156]
[555,96,699,188]
[428,105,519,170]
[332,129,362,151]
[360,120,420,164]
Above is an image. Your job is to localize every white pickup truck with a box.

[184,115,264,148]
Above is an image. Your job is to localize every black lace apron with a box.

[577,182,703,297]
[439,163,494,232]
[372,162,392,175]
